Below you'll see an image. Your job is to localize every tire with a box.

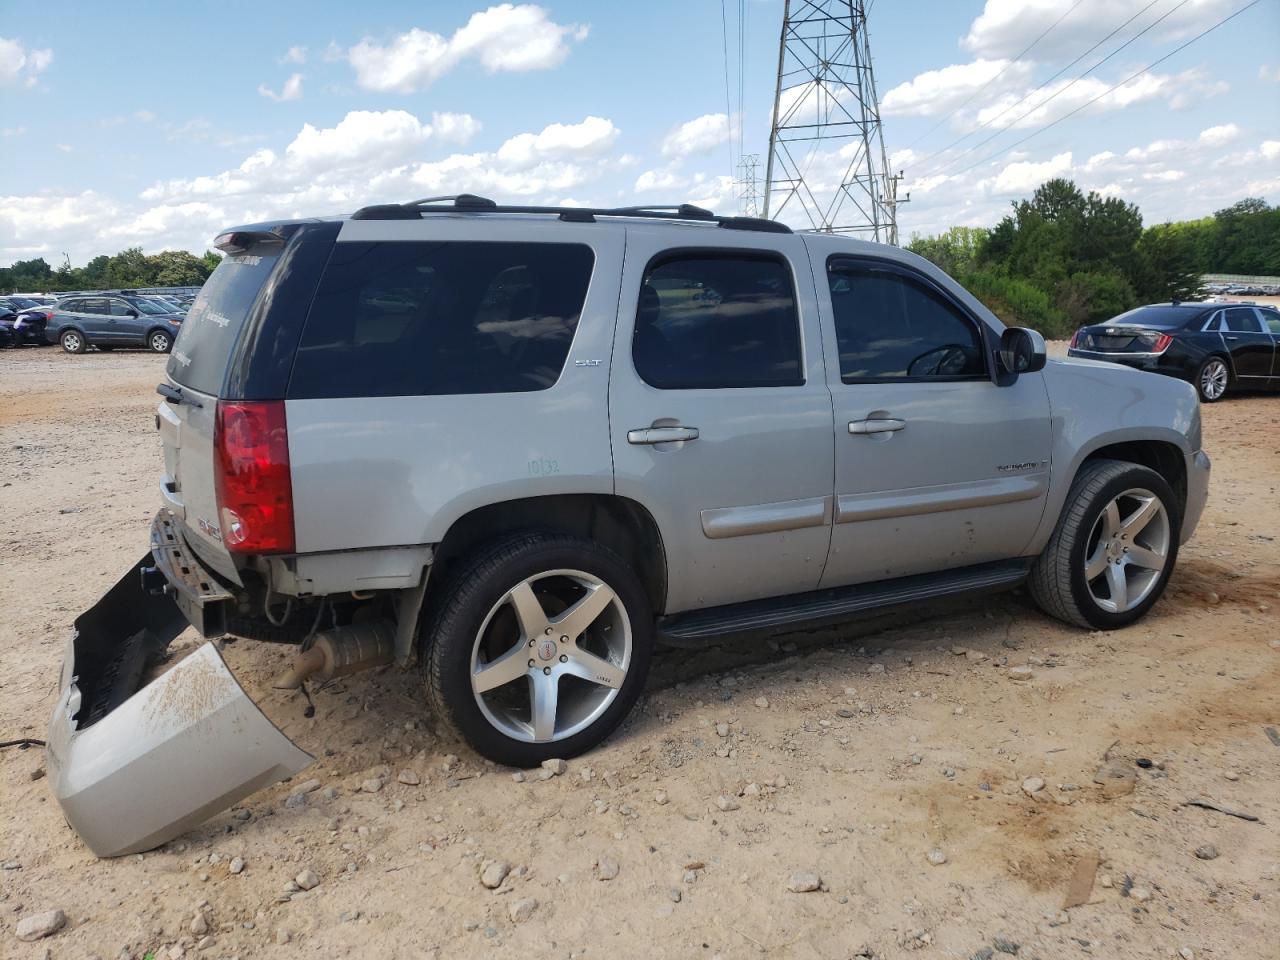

[422,532,653,767]
[1195,356,1229,402]
[148,330,173,353]
[1029,458,1180,630]
[60,329,86,354]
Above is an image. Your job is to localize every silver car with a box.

[48,197,1210,855]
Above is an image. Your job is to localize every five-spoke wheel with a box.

[1082,488,1170,614]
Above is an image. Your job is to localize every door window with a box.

[1224,307,1263,332]
[109,300,134,316]
[827,260,987,381]
[81,298,109,315]
[632,252,802,389]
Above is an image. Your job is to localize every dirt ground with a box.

[1,344,1277,960]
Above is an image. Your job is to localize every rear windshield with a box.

[287,241,594,399]
[1104,306,1208,329]
[168,247,280,395]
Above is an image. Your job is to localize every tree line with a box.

[907,182,1279,338]
[0,247,223,294]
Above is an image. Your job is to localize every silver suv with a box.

[48,197,1210,856]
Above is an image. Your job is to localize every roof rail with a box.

[350,195,792,233]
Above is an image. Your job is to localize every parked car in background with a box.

[0,315,14,348]
[1068,302,1280,401]
[0,295,52,345]
[46,293,182,353]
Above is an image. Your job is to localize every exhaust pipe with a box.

[273,620,395,690]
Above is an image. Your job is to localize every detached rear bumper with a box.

[46,514,311,858]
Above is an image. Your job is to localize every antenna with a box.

[763,0,904,243]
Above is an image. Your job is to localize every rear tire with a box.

[60,330,86,354]
[1195,357,1228,402]
[422,532,653,767]
[148,330,173,353]
[1029,458,1179,630]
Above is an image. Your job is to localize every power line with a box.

[720,0,736,182]
[948,0,1265,180]
[921,0,1194,180]
[902,0,1088,152]
[910,0,1163,176]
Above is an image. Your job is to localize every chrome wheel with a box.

[150,332,171,353]
[1083,487,1170,614]
[470,569,631,743]
[62,332,81,353]
[1199,359,1227,400]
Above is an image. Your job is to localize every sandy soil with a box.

[1,346,1277,960]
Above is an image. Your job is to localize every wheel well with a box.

[1082,441,1187,512]
[431,494,668,614]
[147,326,173,340]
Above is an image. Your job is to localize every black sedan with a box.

[0,296,52,346]
[1068,301,1280,402]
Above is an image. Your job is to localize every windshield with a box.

[134,299,170,315]
[8,297,37,309]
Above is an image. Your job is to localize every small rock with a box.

[1129,886,1152,902]
[360,778,383,793]
[1194,844,1219,861]
[993,937,1020,955]
[295,869,320,891]
[275,929,292,945]
[595,857,620,881]
[397,769,421,786]
[965,649,988,663]
[290,778,321,796]
[1205,591,1220,605]
[787,871,822,893]
[1007,666,1034,681]
[16,910,66,941]
[755,697,769,709]
[715,722,730,738]
[668,886,682,903]
[716,795,740,812]
[654,790,669,805]
[541,758,567,776]
[867,663,885,674]
[1178,948,1194,960]
[508,898,538,923]
[229,857,245,875]
[190,914,209,936]
[836,708,856,719]
[927,848,947,866]
[1021,777,1046,796]
[480,860,511,890]
[511,771,526,783]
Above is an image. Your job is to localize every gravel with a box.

[787,871,821,893]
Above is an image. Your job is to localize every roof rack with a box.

[350,194,791,233]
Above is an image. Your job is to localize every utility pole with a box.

[735,154,762,218]
[763,0,904,243]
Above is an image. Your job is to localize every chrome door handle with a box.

[1223,335,1239,341]
[627,426,699,445]
[849,418,906,435]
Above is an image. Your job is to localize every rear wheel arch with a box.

[428,494,668,626]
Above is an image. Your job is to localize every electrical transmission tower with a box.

[736,154,761,218]
[763,0,904,243]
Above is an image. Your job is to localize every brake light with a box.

[214,400,295,554]
[1069,329,1081,349]
[1152,333,1173,353]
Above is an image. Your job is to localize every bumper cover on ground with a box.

[46,518,312,858]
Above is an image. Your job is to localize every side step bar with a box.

[657,559,1032,646]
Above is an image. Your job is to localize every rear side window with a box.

[81,298,108,315]
[632,252,802,389]
[827,260,986,381]
[1223,307,1263,332]
[169,246,281,395]
[288,241,594,399]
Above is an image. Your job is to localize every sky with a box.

[1,0,1278,267]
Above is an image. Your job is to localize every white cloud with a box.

[347,4,587,93]
[990,151,1073,194]
[430,111,482,145]
[962,0,1237,60]
[882,59,1030,118]
[1259,65,1280,82]
[496,116,618,168]
[1197,123,1240,147]
[258,73,304,102]
[659,113,732,158]
[56,144,72,153]
[634,167,685,192]
[135,109,156,123]
[1142,169,1186,182]
[2,127,27,137]
[281,45,308,65]
[0,36,53,88]
[1261,141,1280,161]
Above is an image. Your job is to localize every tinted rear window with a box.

[168,247,280,395]
[1105,306,1208,329]
[287,241,594,399]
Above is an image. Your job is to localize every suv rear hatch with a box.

[158,222,337,582]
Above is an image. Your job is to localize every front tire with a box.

[148,330,173,353]
[1195,357,1228,402]
[60,330,86,354]
[1029,459,1179,630]
[422,532,653,767]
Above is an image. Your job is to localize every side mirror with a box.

[127,309,139,318]
[998,327,1046,378]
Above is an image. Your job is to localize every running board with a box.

[657,559,1032,646]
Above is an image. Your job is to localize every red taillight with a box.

[214,400,294,554]
[1069,329,1081,349]
[1152,333,1173,353]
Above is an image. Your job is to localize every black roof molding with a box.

[349,195,793,233]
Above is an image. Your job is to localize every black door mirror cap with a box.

[998,327,1047,379]
[127,309,139,317]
